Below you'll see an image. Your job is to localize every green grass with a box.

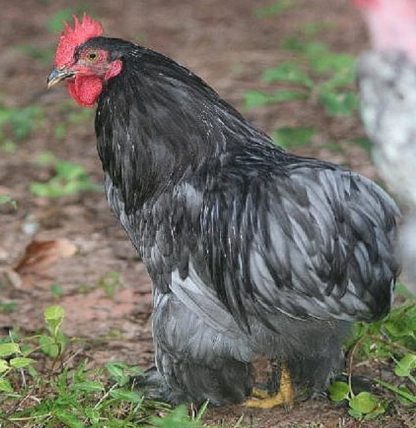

[0,306,207,428]
[244,41,357,117]
[1,295,414,426]
[30,152,99,199]
[255,0,296,18]
[242,20,363,154]
[0,101,43,150]
[329,292,416,420]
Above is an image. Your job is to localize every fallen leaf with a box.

[14,239,77,275]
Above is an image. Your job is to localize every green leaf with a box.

[262,62,313,87]
[44,305,65,336]
[39,335,60,358]
[105,361,130,386]
[151,405,202,428]
[312,53,355,76]
[54,410,84,428]
[0,343,20,358]
[9,357,35,369]
[319,90,358,116]
[47,9,77,34]
[55,160,86,180]
[34,151,57,167]
[255,0,295,18]
[377,379,416,404]
[348,408,364,419]
[349,137,372,154]
[394,354,416,377]
[110,388,143,403]
[0,195,17,209]
[281,36,304,52]
[364,402,386,420]
[328,381,350,402]
[0,301,17,314]
[243,89,307,109]
[395,282,416,299]
[72,380,105,392]
[0,378,13,393]
[50,283,64,299]
[269,90,308,103]
[84,408,100,424]
[349,392,378,414]
[0,359,9,373]
[273,127,316,149]
[243,90,271,108]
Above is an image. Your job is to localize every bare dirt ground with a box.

[0,0,413,427]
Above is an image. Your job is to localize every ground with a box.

[0,1,413,427]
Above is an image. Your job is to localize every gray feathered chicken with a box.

[355,0,416,293]
[47,15,400,408]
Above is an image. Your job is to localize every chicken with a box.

[354,0,416,293]
[47,15,400,407]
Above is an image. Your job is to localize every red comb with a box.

[352,0,380,9]
[55,13,103,67]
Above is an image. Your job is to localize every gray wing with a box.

[202,165,400,326]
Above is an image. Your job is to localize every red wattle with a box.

[67,75,103,107]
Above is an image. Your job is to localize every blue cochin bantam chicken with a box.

[47,15,400,408]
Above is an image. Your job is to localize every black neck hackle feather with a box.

[84,36,399,333]
[88,37,322,213]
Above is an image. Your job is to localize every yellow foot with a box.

[244,363,295,410]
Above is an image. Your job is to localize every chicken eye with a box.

[87,51,99,62]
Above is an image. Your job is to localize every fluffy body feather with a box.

[50,27,400,405]
[355,0,416,292]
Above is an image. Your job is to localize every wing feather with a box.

[202,165,399,326]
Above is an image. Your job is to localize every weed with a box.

[50,283,64,299]
[272,127,316,150]
[0,306,205,427]
[0,301,17,314]
[243,20,367,155]
[245,41,357,117]
[0,195,17,209]
[255,0,295,18]
[329,297,416,420]
[30,152,99,198]
[0,102,43,145]
[98,271,123,298]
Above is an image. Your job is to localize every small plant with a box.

[272,127,316,150]
[50,283,64,299]
[330,298,416,420]
[0,101,43,145]
[30,152,99,198]
[329,381,386,420]
[98,271,124,298]
[0,195,17,209]
[0,301,17,314]
[255,0,295,18]
[0,306,206,427]
[244,41,357,117]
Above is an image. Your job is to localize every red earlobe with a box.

[105,60,123,80]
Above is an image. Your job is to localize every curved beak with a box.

[47,68,74,89]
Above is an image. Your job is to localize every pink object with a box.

[55,14,103,68]
[353,0,416,61]
[67,75,103,107]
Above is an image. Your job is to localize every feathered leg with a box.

[244,361,295,409]
[148,291,254,405]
